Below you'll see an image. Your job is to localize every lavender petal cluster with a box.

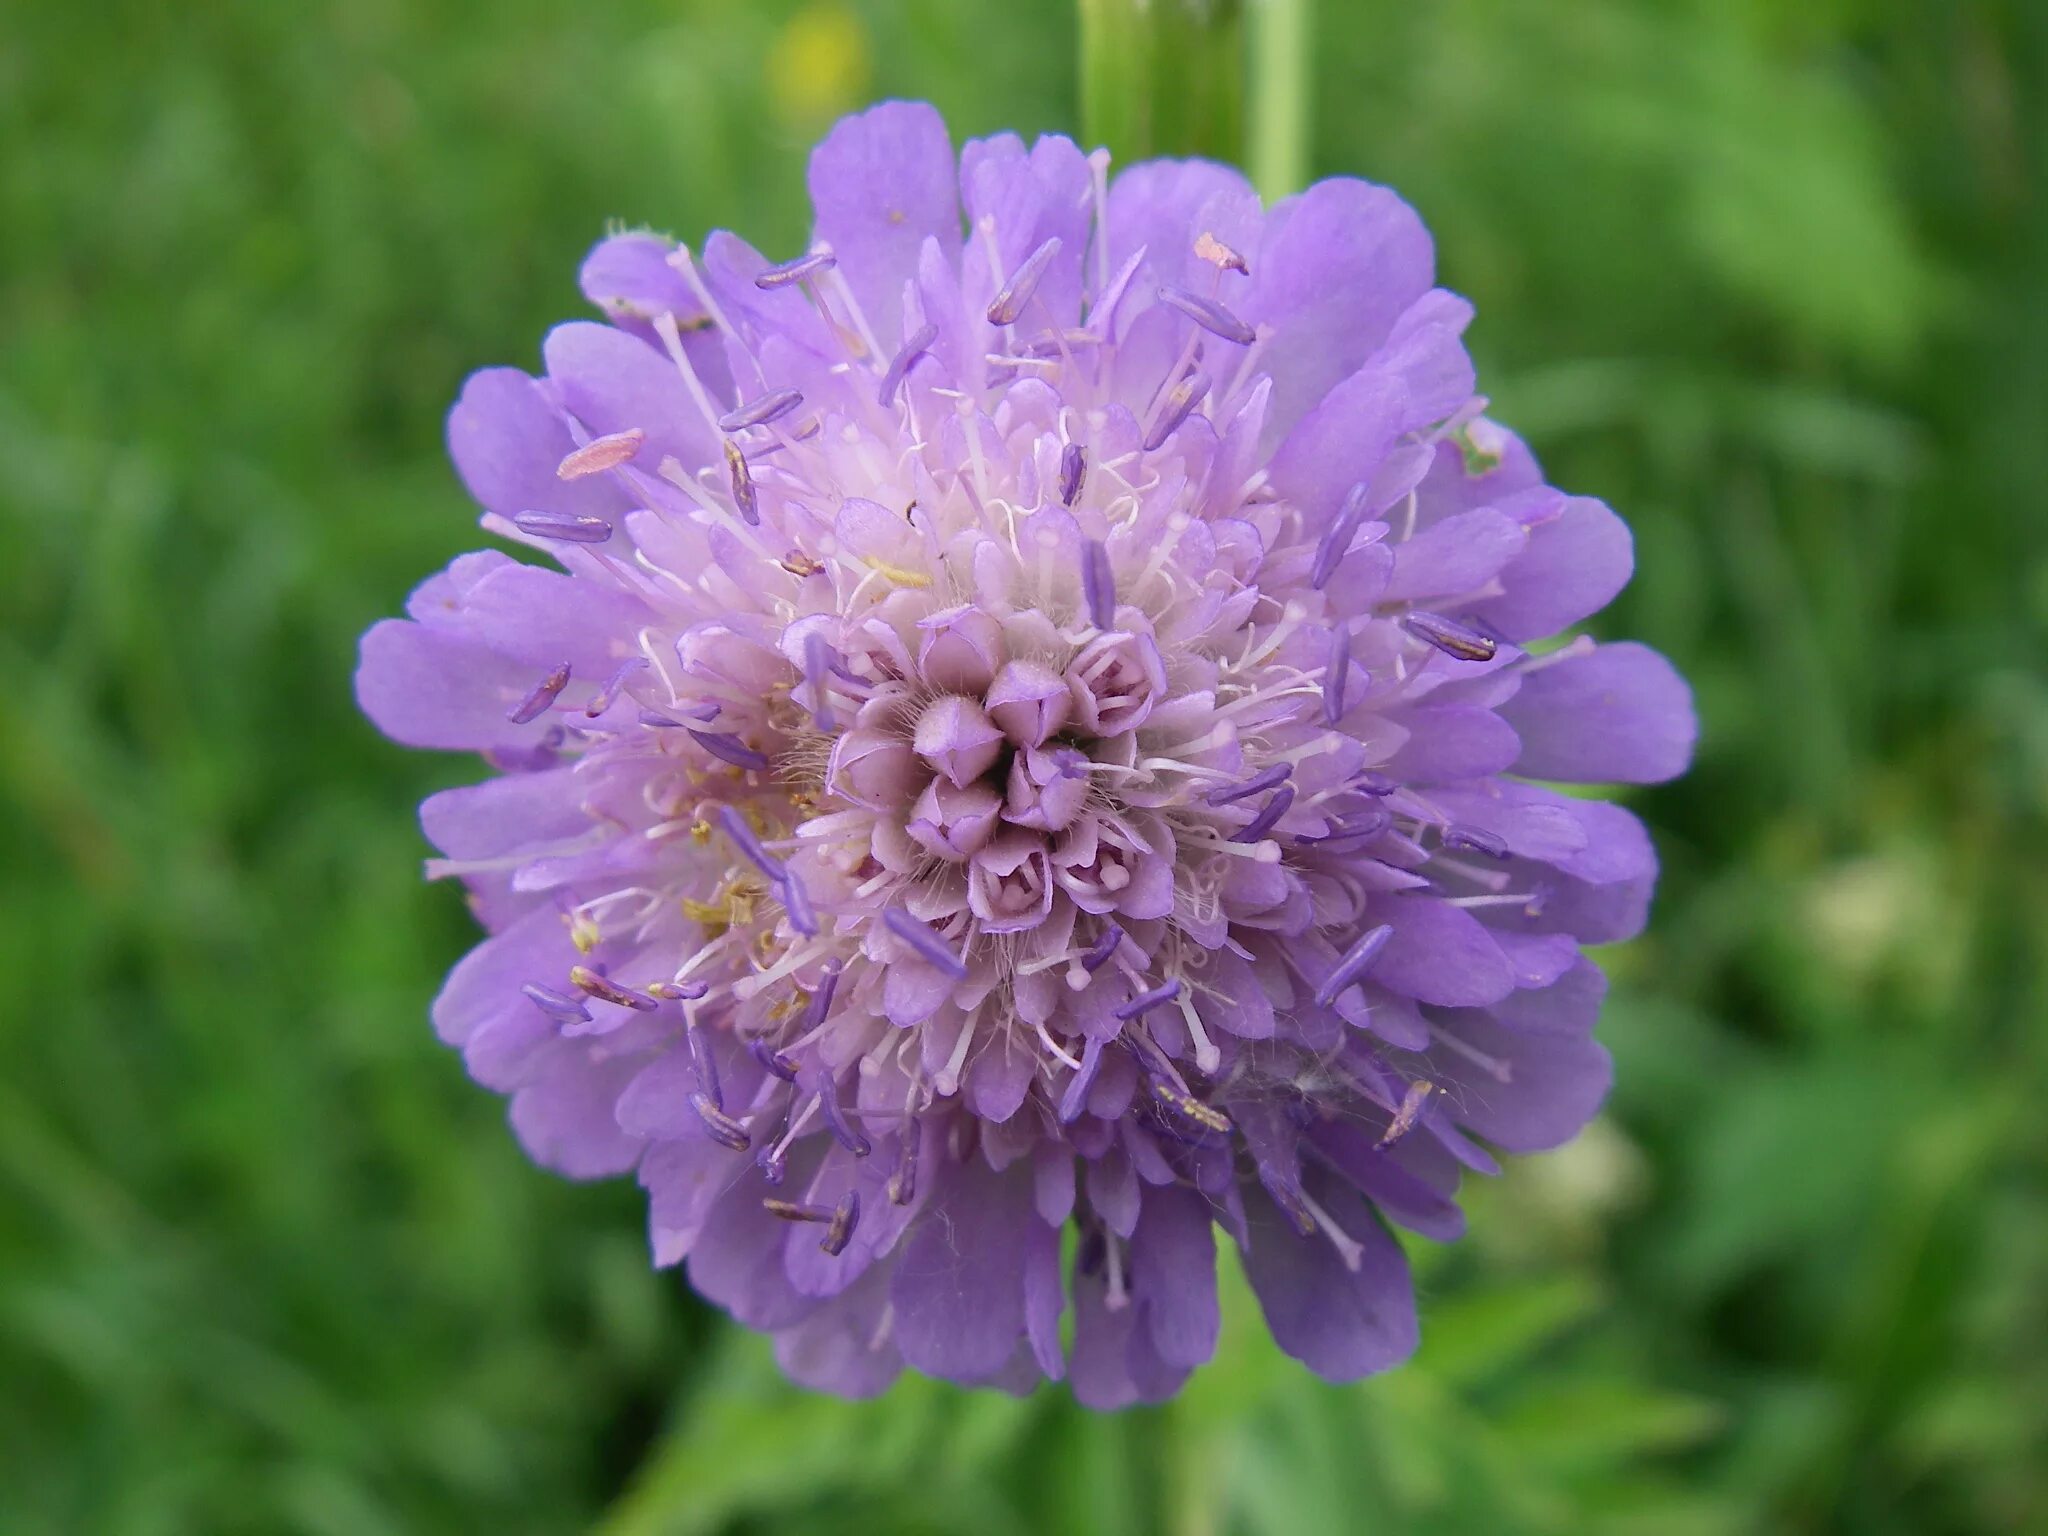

[357,102,1695,1404]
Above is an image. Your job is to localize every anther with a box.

[1314,923,1394,1007]
[1193,231,1249,275]
[507,662,571,724]
[1377,1079,1435,1148]
[1059,1035,1104,1122]
[686,730,771,772]
[1149,1080,1234,1135]
[691,1092,751,1151]
[1080,922,1126,972]
[715,805,786,884]
[749,1035,800,1082]
[814,1078,872,1157]
[556,429,645,479]
[882,908,968,980]
[780,870,819,936]
[878,321,938,407]
[1205,764,1292,806]
[512,511,613,544]
[1401,611,1499,663]
[1442,825,1510,859]
[723,439,759,525]
[1157,283,1256,345]
[986,236,1061,326]
[646,979,709,1001]
[802,631,837,732]
[1228,784,1296,843]
[1080,538,1115,629]
[1058,442,1087,507]
[521,982,590,1025]
[585,656,646,718]
[1142,370,1207,452]
[754,248,836,289]
[686,1021,723,1110]
[1115,979,1182,1021]
[887,1130,919,1205]
[800,959,842,1028]
[1322,628,1351,725]
[1310,483,1372,589]
[569,965,658,1011]
[822,1190,860,1255]
[717,387,803,432]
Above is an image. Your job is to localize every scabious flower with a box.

[356,101,1694,1404]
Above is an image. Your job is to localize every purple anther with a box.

[813,1077,872,1158]
[723,439,759,525]
[508,662,570,724]
[887,1128,919,1206]
[569,965,658,1011]
[820,1190,860,1256]
[715,804,787,884]
[748,1035,800,1083]
[755,1143,788,1185]
[986,236,1062,326]
[1355,770,1398,796]
[1206,763,1292,806]
[512,511,613,544]
[585,656,646,718]
[800,960,842,1029]
[1114,979,1183,1021]
[1142,370,1207,452]
[1080,538,1115,629]
[754,248,836,289]
[1314,923,1395,1007]
[686,730,771,772]
[883,907,967,980]
[802,631,837,732]
[1401,610,1499,663]
[878,321,938,407]
[1080,922,1126,973]
[691,1092,751,1151]
[1157,283,1256,345]
[1442,824,1510,859]
[521,982,590,1025]
[1310,483,1372,590]
[686,1021,723,1110]
[1228,784,1296,843]
[1058,442,1087,506]
[1322,628,1351,725]
[717,387,804,432]
[1058,1035,1105,1123]
[779,869,819,936]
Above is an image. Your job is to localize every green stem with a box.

[1247,0,1312,197]
[1080,0,1246,165]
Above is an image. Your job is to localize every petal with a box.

[1425,1012,1613,1153]
[1374,895,1517,1007]
[446,367,625,522]
[1379,704,1521,783]
[1501,642,1696,783]
[507,1055,642,1179]
[808,101,960,349]
[542,321,717,477]
[890,1158,1031,1382]
[1132,1186,1220,1371]
[1239,1174,1418,1381]
[1473,496,1634,641]
[355,619,551,754]
[1382,509,1529,605]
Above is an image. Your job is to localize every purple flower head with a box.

[357,101,1695,1406]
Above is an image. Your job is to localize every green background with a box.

[3,1,2045,1531]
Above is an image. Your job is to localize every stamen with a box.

[1401,611,1499,663]
[878,321,939,406]
[887,1129,919,1205]
[686,730,771,773]
[715,805,787,884]
[1314,923,1394,1007]
[1295,1186,1366,1272]
[584,656,646,717]
[749,1035,800,1082]
[1322,628,1351,725]
[1058,1035,1104,1122]
[1148,1079,1233,1135]
[1080,538,1115,628]
[1081,922,1126,972]
[723,439,760,525]
[1157,283,1256,345]
[1442,825,1510,859]
[556,428,645,479]
[1297,807,1392,848]
[1115,979,1183,1021]
[507,662,571,724]
[691,1092,751,1151]
[1194,230,1249,275]
[1228,784,1296,843]
[1310,483,1371,589]
[1142,370,1207,452]
[647,979,710,1001]
[755,1144,788,1185]
[822,1190,860,1255]
[883,908,968,980]
[686,1020,723,1110]
[717,387,803,432]
[780,869,820,936]
[1058,442,1087,507]
[1356,770,1398,796]
[754,247,836,289]
[640,702,720,728]
[801,959,843,1029]
[986,236,1061,326]
[569,964,658,1011]
[513,511,612,544]
[802,631,837,732]
[814,1077,872,1157]
[521,982,590,1025]
[1377,1079,1435,1148]
[1205,763,1292,805]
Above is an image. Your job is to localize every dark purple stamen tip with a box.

[1080,922,1126,973]
[1080,538,1115,629]
[722,439,760,525]
[649,979,711,1002]
[1229,784,1296,843]
[513,511,613,544]
[1322,628,1352,725]
[887,1130,919,1205]
[521,982,590,1025]
[821,1190,860,1256]
[1311,483,1372,589]
[1206,763,1292,806]
[882,907,967,980]
[585,656,646,718]
[1355,770,1399,797]
[1157,283,1257,346]
[878,321,939,407]
[802,631,837,732]
[1443,824,1510,859]
[1142,370,1208,452]
[801,960,842,1029]
[1115,979,1183,1021]
[1058,1036,1104,1123]
[715,805,787,884]
[691,1092,751,1151]
[986,236,1062,326]
[507,662,571,724]
[1402,610,1499,663]
[1058,442,1087,506]
[780,870,819,936]
[814,1078,872,1157]
[686,1021,723,1110]
[569,964,658,1011]
[1298,807,1392,849]
[755,1144,788,1185]
[686,730,771,773]
[755,248,836,289]
[1315,923,1395,1007]
[749,1035,800,1082]
[718,386,804,432]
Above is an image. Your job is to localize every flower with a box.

[355,100,1695,1405]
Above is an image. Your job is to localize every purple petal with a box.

[1501,642,1696,784]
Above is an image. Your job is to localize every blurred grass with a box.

[2,0,2045,1532]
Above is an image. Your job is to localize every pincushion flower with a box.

[356,101,1695,1405]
